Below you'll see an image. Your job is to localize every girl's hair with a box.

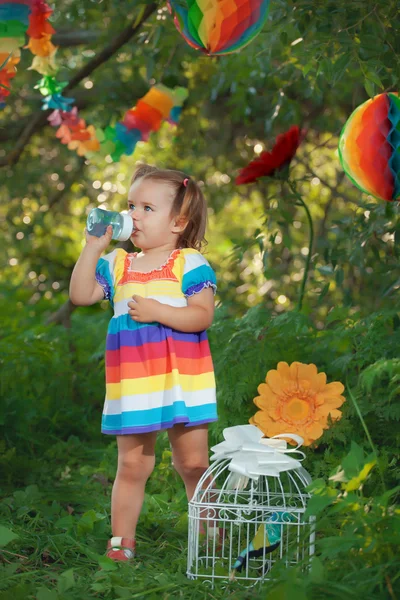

[130,164,207,250]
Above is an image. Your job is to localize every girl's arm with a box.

[69,226,113,306]
[128,288,215,332]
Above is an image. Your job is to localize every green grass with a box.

[1,307,400,599]
[2,433,399,600]
[0,435,272,600]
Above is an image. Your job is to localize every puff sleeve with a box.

[95,248,125,305]
[181,249,217,298]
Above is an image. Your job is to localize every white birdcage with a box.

[187,425,315,587]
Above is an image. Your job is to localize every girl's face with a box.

[127,178,184,251]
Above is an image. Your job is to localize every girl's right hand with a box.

[85,225,113,252]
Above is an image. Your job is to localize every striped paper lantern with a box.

[339,93,400,202]
[0,0,32,107]
[168,0,270,56]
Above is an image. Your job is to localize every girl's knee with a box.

[173,456,208,480]
[117,454,155,482]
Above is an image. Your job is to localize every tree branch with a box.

[52,30,102,47]
[0,91,103,143]
[0,3,157,168]
[46,298,76,327]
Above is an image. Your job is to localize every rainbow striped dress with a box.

[95,247,218,435]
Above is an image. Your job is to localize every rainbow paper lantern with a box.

[168,0,270,56]
[0,0,31,107]
[339,93,400,202]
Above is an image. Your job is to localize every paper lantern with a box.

[168,0,271,56]
[0,0,31,107]
[339,92,400,202]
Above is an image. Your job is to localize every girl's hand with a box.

[128,295,162,323]
[85,225,113,252]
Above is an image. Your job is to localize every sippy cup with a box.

[86,208,134,241]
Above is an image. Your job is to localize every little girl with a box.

[69,164,218,561]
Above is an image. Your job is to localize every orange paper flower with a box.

[68,125,100,156]
[249,362,345,446]
[26,34,57,57]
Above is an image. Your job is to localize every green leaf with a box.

[132,4,146,28]
[97,555,118,571]
[310,556,325,583]
[341,442,365,478]
[326,306,350,324]
[366,70,384,88]
[267,581,308,600]
[364,79,375,98]
[91,583,108,593]
[0,563,19,577]
[332,53,351,83]
[318,58,333,83]
[306,478,326,495]
[302,61,314,76]
[57,569,75,594]
[305,492,337,517]
[0,526,18,547]
[77,509,105,534]
[54,515,74,530]
[36,588,59,600]
[317,282,330,305]
[335,268,344,286]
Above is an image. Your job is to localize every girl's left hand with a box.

[128,295,162,323]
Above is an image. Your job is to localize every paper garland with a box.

[167,0,271,56]
[0,1,188,161]
[47,84,188,160]
[339,92,400,202]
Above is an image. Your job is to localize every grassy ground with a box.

[2,398,398,599]
[0,434,275,600]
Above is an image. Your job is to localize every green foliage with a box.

[1,0,400,315]
[1,1,400,597]
[263,444,400,599]
[1,418,399,599]
[1,302,399,598]
[210,306,400,467]
[360,359,400,406]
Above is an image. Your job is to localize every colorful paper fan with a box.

[168,0,270,56]
[339,92,400,202]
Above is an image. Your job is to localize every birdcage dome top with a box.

[192,425,312,511]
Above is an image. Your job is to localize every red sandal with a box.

[106,537,136,562]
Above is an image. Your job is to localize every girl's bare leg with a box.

[111,431,157,538]
[168,423,210,502]
[168,424,217,534]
